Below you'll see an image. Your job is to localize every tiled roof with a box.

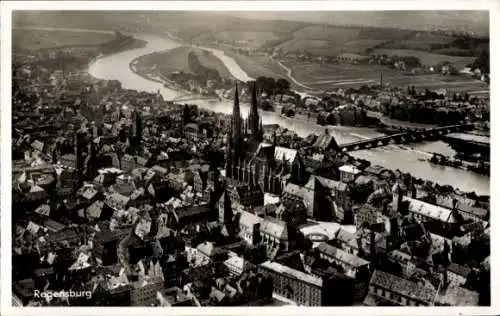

[43,219,66,232]
[34,204,51,216]
[131,167,148,179]
[316,243,369,268]
[405,197,456,223]
[150,165,168,176]
[364,165,386,176]
[105,193,130,210]
[234,185,263,201]
[121,154,135,162]
[31,140,44,152]
[369,269,436,304]
[136,156,149,167]
[87,200,104,219]
[447,263,471,278]
[436,285,479,306]
[174,205,213,219]
[238,210,262,227]
[336,228,355,244]
[283,183,305,199]
[130,188,145,200]
[78,185,99,200]
[259,216,287,240]
[196,241,225,257]
[387,250,412,263]
[260,261,322,287]
[274,146,298,164]
[224,255,250,272]
[313,131,336,150]
[339,164,361,174]
[111,182,136,196]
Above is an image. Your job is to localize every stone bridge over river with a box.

[339,124,474,152]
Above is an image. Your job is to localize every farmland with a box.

[195,31,280,48]
[274,25,414,56]
[284,61,489,94]
[221,48,287,79]
[381,32,456,51]
[371,49,476,69]
[12,28,116,51]
[134,46,235,79]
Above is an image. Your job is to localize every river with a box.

[86,33,489,196]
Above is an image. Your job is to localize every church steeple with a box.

[231,83,242,137]
[248,81,262,142]
[229,83,244,164]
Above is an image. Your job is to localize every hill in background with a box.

[13,10,489,37]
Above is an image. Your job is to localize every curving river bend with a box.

[84,33,489,196]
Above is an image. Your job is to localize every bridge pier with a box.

[338,123,472,152]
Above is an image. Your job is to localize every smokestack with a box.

[380,72,383,89]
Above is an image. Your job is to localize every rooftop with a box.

[260,216,288,240]
[238,210,262,227]
[316,242,370,268]
[313,131,337,150]
[339,164,361,175]
[447,263,471,278]
[369,269,436,304]
[436,285,479,306]
[405,197,456,223]
[274,146,298,164]
[260,261,322,288]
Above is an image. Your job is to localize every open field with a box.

[381,32,456,51]
[12,28,116,51]
[196,31,280,48]
[372,48,476,69]
[342,39,388,53]
[275,25,414,56]
[285,61,489,94]
[222,48,287,79]
[135,46,235,79]
[278,39,343,56]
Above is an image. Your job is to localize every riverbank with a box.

[129,54,221,103]
[87,32,489,196]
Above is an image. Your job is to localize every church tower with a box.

[230,83,244,164]
[248,81,262,142]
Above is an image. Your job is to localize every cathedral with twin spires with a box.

[224,82,307,195]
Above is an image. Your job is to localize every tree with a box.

[471,49,489,73]
[276,78,291,94]
[256,76,276,96]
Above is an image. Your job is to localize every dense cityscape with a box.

[10,11,490,307]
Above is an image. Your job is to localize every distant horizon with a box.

[12,10,490,37]
[213,11,489,36]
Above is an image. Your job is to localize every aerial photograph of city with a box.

[9,8,491,308]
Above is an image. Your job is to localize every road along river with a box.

[86,33,489,195]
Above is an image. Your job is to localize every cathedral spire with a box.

[251,81,258,117]
[248,81,262,141]
[231,83,242,136]
[230,83,244,164]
